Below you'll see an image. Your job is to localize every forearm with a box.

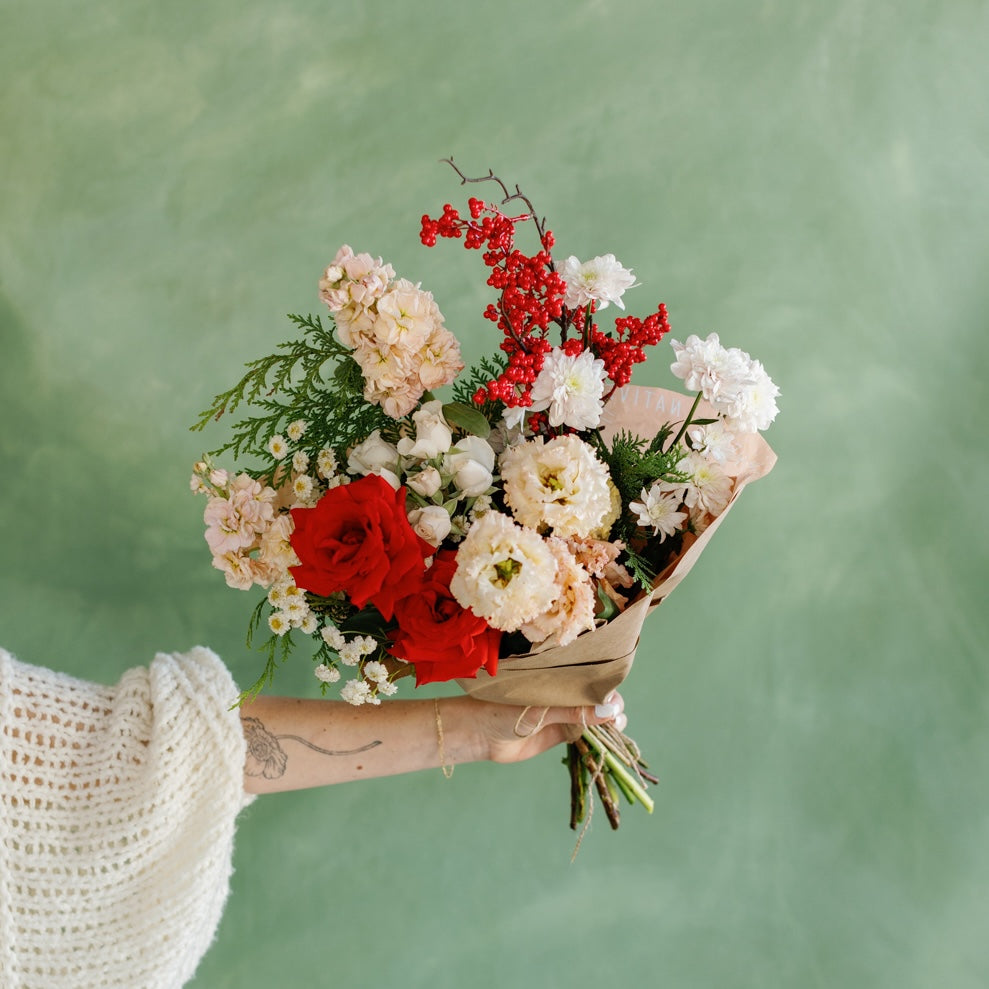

[240,694,484,794]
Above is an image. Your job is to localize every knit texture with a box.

[0,647,250,988]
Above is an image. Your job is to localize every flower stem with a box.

[582,728,654,813]
[668,390,703,450]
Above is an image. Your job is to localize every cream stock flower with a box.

[203,474,277,555]
[450,511,558,632]
[500,434,612,539]
[319,244,395,324]
[528,347,607,430]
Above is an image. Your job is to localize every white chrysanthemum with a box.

[268,434,289,460]
[299,612,319,635]
[519,538,597,648]
[528,347,607,430]
[724,359,780,434]
[376,680,398,697]
[316,448,338,479]
[340,679,373,706]
[559,254,638,310]
[292,450,310,474]
[450,511,559,632]
[286,419,308,442]
[679,451,734,516]
[321,624,346,650]
[268,612,291,636]
[630,485,688,541]
[686,420,738,465]
[669,333,749,398]
[500,434,612,539]
[315,663,341,684]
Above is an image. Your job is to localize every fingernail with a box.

[615,713,628,732]
[594,702,619,719]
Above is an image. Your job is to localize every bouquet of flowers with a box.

[191,161,779,832]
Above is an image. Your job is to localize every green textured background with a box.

[2,1,987,986]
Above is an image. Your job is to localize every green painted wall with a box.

[2,1,987,986]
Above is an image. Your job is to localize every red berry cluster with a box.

[421,200,567,409]
[421,180,673,413]
[594,304,672,390]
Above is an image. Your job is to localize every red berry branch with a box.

[420,159,673,411]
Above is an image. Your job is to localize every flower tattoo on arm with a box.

[242,716,382,780]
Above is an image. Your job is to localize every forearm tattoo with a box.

[242,716,382,779]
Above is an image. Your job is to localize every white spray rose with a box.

[445,435,496,498]
[407,505,453,547]
[396,400,454,460]
[406,465,443,498]
[347,430,400,476]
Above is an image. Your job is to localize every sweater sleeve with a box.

[0,646,251,989]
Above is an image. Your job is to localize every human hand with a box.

[465,692,627,764]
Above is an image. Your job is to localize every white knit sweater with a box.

[0,646,250,989]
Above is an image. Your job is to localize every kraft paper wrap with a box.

[455,385,777,707]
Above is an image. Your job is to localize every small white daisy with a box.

[314,663,340,683]
[286,419,308,442]
[268,434,289,459]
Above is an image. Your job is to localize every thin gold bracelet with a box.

[434,698,454,779]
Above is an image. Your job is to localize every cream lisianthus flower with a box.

[519,538,597,648]
[500,434,612,539]
[450,511,558,632]
[528,347,607,430]
[559,254,638,310]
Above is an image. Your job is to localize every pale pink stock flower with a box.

[203,474,277,555]
[318,246,394,314]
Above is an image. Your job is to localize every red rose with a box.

[289,474,433,620]
[388,550,502,686]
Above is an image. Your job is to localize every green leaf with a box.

[442,401,491,438]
